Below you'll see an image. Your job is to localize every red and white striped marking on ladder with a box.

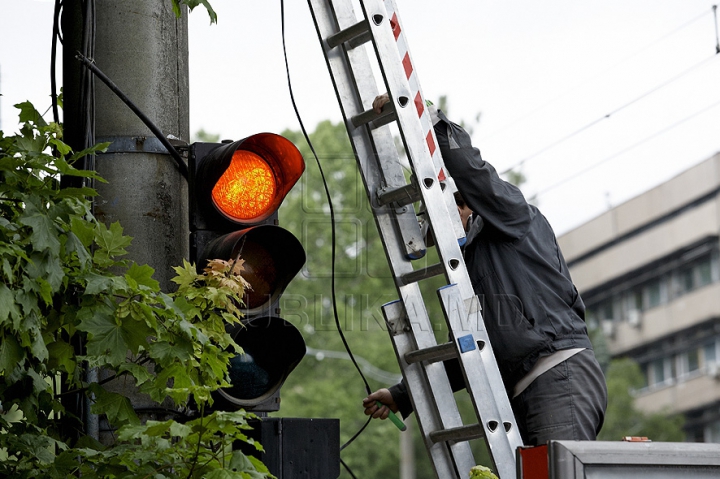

[384,0,446,181]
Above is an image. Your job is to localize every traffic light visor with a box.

[196,133,305,225]
[218,316,306,408]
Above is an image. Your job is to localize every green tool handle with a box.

[377,401,406,431]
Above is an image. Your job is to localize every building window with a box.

[646,278,662,309]
[704,341,718,365]
[601,300,614,321]
[649,358,667,386]
[688,349,700,372]
[675,254,714,297]
[639,363,649,389]
[697,258,713,287]
[705,421,720,443]
[678,267,695,294]
[677,349,700,377]
[585,248,719,330]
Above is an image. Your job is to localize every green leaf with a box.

[0,284,21,326]
[26,252,64,293]
[15,287,41,318]
[168,420,192,438]
[117,361,153,385]
[171,259,199,290]
[15,101,47,127]
[146,340,175,363]
[49,138,71,156]
[68,142,111,164]
[0,334,24,375]
[119,314,153,354]
[70,216,95,247]
[77,303,128,365]
[89,384,140,426]
[56,186,98,199]
[94,221,132,265]
[181,0,218,24]
[83,271,116,296]
[65,231,92,268]
[20,433,58,464]
[126,263,159,291]
[47,340,76,374]
[171,0,182,18]
[18,201,61,255]
[15,133,47,154]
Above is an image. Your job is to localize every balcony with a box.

[606,281,720,355]
[635,368,720,415]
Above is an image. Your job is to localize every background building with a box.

[558,152,720,442]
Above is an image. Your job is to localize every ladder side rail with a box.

[359,0,475,301]
[308,0,474,438]
[383,300,470,479]
[361,0,467,245]
[308,2,520,478]
[308,0,427,262]
[438,285,524,479]
[360,2,523,475]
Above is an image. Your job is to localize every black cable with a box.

[500,53,720,176]
[280,0,377,467]
[340,458,359,479]
[279,1,371,396]
[339,416,372,452]
[50,0,63,125]
[74,52,189,180]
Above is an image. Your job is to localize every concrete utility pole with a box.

[63,0,190,443]
[92,0,190,290]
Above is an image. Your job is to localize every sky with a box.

[2,0,720,235]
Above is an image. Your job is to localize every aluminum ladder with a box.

[306,1,524,477]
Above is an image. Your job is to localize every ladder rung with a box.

[404,342,457,365]
[326,19,370,49]
[350,105,396,128]
[400,263,445,284]
[429,423,485,444]
[377,183,421,207]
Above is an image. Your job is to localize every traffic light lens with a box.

[212,150,277,221]
[227,351,271,399]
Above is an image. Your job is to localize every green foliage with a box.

[172,0,217,24]
[194,128,222,143]
[0,103,271,478]
[598,357,685,442]
[470,465,499,479]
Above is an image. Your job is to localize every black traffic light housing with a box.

[189,134,306,412]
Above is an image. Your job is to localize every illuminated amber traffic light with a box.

[189,133,307,412]
[212,150,277,221]
[192,133,304,230]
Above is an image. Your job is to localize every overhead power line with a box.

[532,96,720,198]
[500,53,720,176]
[486,7,714,142]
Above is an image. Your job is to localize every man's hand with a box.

[363,388,398,420]
[372,93,390,114]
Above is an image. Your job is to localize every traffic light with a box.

[189,134,306,412]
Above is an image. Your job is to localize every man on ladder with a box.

[364,94,607,447]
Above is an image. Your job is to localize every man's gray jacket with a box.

[389,111,593,417]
